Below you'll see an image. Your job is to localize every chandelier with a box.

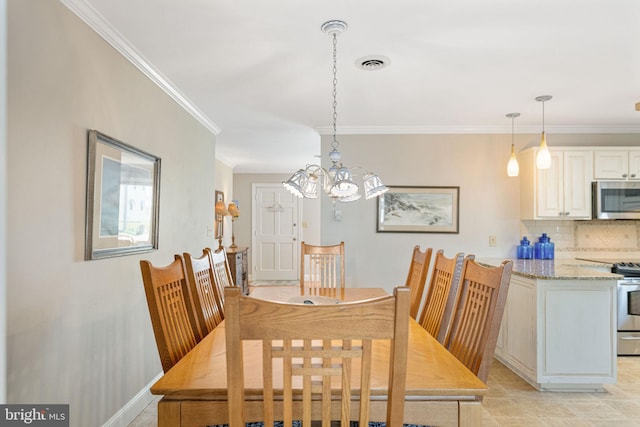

[283,20,388,202]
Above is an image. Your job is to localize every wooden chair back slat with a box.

[445,259,513,382]
[300,241,345,290]
[183,249,224,340]
[140,255,199,372]
[405,245,433,319]
[418,251,467,343]
[225,285,410,427]
[209,247,235,312]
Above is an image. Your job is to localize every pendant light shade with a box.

[506,113,520,177]
[536,131,551,169]
[282,20,388,203]
[535,95,552,169]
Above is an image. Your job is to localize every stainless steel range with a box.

[612,262,640,355]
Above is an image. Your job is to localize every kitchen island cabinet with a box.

[481,259,619,391]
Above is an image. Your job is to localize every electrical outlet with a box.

[489,235,497,247]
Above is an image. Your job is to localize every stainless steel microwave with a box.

[593,181,640,219]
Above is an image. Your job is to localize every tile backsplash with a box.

[521,220,640,258]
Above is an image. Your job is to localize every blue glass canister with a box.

[534,233,546,259]
[516,237,533,259]
[543,234,555,259]
[534,233,555,259]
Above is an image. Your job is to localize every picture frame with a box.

[377,186,459,233]
[85,130,161,260]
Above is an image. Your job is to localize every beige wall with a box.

[7,0,216,424]
[318,133,640,293]
[233,134,640,291]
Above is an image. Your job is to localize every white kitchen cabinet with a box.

[594,149,640,180]
[520,147,593,220]
[494,274,617,391]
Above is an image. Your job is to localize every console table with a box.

[226,246,249,295]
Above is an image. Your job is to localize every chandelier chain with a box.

[331,32,338,150]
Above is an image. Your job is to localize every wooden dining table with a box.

[151,286,487,427]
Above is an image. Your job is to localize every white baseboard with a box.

[102,371,163,427]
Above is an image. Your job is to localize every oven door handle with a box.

[620,336,640,340]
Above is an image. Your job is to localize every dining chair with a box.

[183,249,225,340]
[405,245,433,320]
[444,258,513,383]
[418,251,467,344]
[140,255,200,373]
[224,285,410,427]
[209,247,235,311]
[300,241,345,290]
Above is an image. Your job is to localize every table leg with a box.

[158,399,181,427]
[459,400,482,426]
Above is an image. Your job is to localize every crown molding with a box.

[315,125,640,135]
[60,0,221,135]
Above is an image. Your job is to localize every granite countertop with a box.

[477,258,623,280]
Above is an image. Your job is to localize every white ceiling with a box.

[63,0,640,173]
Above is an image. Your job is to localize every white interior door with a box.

[252,184,301,281]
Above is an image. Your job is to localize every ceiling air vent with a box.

[356,56,390,71]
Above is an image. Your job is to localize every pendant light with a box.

[535,95,552,169]
[506,113,520,177]
[282,20,388,202]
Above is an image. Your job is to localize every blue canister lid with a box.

[520,237,531,245]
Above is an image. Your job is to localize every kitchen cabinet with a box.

[594,149,640,180]
[520,147,593,220]
[495,276,536,379]
[494,274,617,391]
[227,246,249,295]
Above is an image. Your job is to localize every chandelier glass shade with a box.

[283,20,388,203]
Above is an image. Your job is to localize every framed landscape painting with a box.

[85,130,161,260]
[377,186,459,233]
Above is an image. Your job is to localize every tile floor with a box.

[128,357,640,426]
[481,357,640,426]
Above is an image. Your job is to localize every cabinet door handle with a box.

[632,174,637,178]
[623,173,628,178]
[565,211,570,216]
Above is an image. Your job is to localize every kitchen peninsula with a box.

[480,258,620,392]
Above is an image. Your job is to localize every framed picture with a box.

[377,186,459,233]
[85,130,161,260]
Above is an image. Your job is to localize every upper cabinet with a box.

[520,147,593,220]
[593,149,640,180]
